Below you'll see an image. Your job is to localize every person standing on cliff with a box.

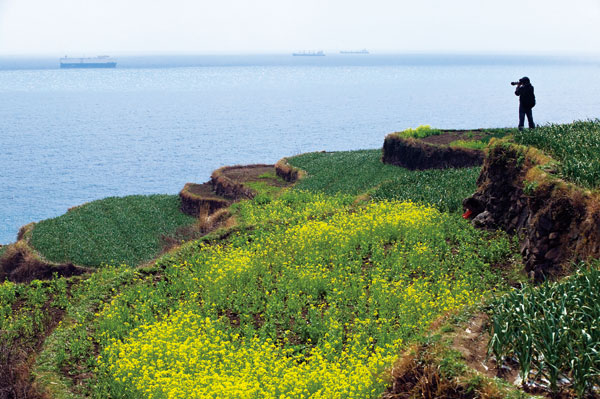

[514,76,536,130]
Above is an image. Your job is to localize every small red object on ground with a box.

[462,209,472,219]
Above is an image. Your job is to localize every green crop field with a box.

[489,266,600,396]
[514,119,600,188]
[288,149,480,213]
[30,194,196,267]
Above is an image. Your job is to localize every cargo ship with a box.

[292,50,325,56]
[340,49,369,54]
[59,55,117,68]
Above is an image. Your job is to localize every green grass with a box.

[513,119,600,188]
[33,266,140,398]
[30,195,196,268]
[244,171,288,198]
[288,149,480,213]
[0,278,68,345]
[371,167,481,213]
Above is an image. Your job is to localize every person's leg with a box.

[518,106,525,130]
[526,108,535,129]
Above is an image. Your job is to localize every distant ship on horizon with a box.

[292,50,325,56]
[340,49,369,54]
[60,55,117,68]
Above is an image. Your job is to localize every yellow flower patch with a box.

[96,194,510,398]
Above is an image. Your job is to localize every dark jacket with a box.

[515,83,536,109]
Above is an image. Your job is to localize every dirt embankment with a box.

[210,164,273,199]
[0,226,90,284]
[180,164,286,218]
[382,134,484,170]
[275,158,305,183]
[464,141,600,280]
[179,182,231,218]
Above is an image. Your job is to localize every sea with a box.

[1,54,600,244]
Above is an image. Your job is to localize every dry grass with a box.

[383,343,501,399]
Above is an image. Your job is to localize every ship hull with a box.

[60,62,117,69]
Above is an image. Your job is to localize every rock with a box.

[520,238,530,254]
[544,247,562,261]
[537,215,554,232]
[472,211,494,228]
[467,142,600,279]
[517,208,529,230]
[530,245,542,256]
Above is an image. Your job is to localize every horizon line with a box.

[1,50,600,58]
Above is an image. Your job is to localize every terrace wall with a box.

[275,158,305,182]
[179,183,230,217]
[382,135,484,170]
[0,239,89,283]
[210,165,262,200]
[463,141,600,280]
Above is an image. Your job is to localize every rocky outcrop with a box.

[382,135,484,170]
[463,141,600,280]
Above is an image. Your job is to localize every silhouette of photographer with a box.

[512,77,536,130]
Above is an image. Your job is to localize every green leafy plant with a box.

[514,119,600,188]
[489,265,600,396]
[288,149,481,213]
[30,195,196,267]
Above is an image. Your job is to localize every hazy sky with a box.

[1,0,599,55]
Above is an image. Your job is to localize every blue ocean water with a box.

[1,54,600,244]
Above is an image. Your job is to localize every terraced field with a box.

[30,194,196,267]
[3,122,600,398]
[288,149,481,213]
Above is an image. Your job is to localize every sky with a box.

[0,0,599,55]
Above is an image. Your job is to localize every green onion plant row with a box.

[489,266,600,397]
[514,119,600,188]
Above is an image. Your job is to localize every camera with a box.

[511,81,520,86]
